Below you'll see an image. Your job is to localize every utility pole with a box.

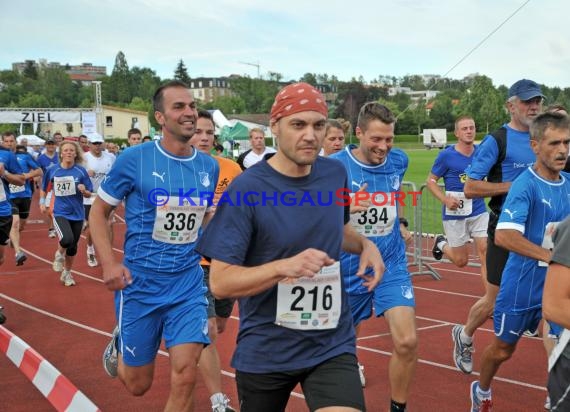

[93,81,104,136]
[239,61,261,78]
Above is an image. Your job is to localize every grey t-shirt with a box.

[551,216,570,358]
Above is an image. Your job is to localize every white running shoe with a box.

[87,253,98,267]
[52,251,64,272]
[61,270,76,287]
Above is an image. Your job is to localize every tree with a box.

[173,59,191,85]
[203,95,246,114]
[22,61,38,80]
[109,51,133,104]
[299,73,318,86]
[231,76,280,113]
[429,95,455,130]
[456,75,505,133]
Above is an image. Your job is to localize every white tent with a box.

[17,135,46,145]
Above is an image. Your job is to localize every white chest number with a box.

[53,176,76,197]
[9,183,26,194]
[539,221,559,267]
[351,193,397,237]
[275,262,342,330]
[445,191,472,216]
[152,196,206,244]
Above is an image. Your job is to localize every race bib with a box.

[539,221,559,267]
[152,196,206,244]
[0,182,5,202]
[9,183,25,194]
[275,262,342,330]
[445,191,472,216]
[351,192,397,237]
[53,176,76,197]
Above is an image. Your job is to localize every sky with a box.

[1,0,569,89]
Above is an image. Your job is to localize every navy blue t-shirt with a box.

[196,155,356,373]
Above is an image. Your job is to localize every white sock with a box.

[210,392,224,406]
[460,328,473,344]
[437,239,448,250]
[87,245,95,254]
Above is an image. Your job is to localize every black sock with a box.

[391,399,406,412]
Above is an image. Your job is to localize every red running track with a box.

[0,199,549,411]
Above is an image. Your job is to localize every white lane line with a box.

[21,248,103,283]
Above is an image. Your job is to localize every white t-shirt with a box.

[83,151,115,205]
[243,147,276,169]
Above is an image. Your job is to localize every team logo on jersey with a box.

[401,286,414,300]
[504,209,517,219]
[199,172,210,187]
[152,171,165,183]
[459,173,467,183]
[541,198,552,208]
[390,175,400,190]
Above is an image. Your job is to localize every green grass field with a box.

[397,146,445,235]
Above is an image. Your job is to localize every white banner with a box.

[0,111,83,123]
[81,112,97,134]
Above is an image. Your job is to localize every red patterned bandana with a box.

[270,82,328,122]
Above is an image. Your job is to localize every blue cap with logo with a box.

[508,79,545,101]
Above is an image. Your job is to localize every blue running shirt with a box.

[10,152,40,199]
[0,147,23,216]
[496,169,570,313]
[42,164,93,221]
[431,145,486,220]
[331,145,409,295]
[98,141,219,275]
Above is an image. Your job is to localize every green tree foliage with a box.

[231,76,280,113]
[173,59,191,85]
[455,75,506,133]
[203,95,246,114]
[131,67,162,102]
[429,95,455,130]
[22,61,38,80]
[299,73,318,86]
[109,51,133,104]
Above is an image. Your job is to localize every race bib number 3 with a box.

[445,191,472,216]
[53,176,76,197]
[152,196,206,244]
[275,262,342,330]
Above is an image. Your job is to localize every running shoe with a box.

[103,326,119,378]
[212,394,236,412]
[48,228,57,238]
[87,253,98,267]
[15,251,27,266]
[470,381,492,412]
[60,270,76,287]
[452,324,474,374]
[52,251,64,272]
[0,306,6,324]
[432,234,446,260]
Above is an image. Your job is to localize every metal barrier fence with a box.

[401,181,482,281]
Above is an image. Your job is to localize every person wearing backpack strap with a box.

[449,79,544,381]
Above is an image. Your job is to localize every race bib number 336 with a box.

[275,262,342,330]
[152,196,206,244]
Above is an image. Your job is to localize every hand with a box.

[0,163,5,177]
[444,195,460,210]
[400,224,413,246]
[88,169,95,177]
[350,183,370,214]
[77,184,86,194]
[102,262,133,291]
[277,248,335,281]
[356,239,384,292]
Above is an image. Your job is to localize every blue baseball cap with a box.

[508,79,545,101]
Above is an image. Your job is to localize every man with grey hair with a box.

[450,79,543,377]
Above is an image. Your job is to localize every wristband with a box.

[39,197,46,206]
[399,217,409,228]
